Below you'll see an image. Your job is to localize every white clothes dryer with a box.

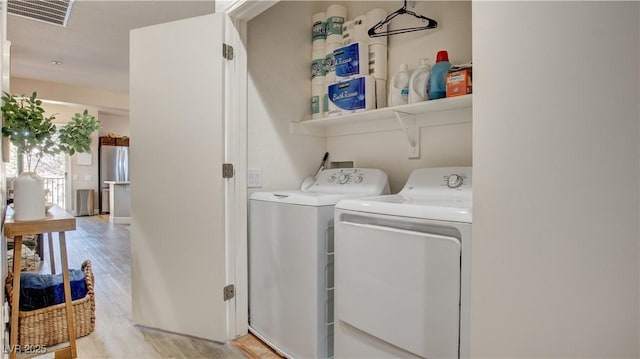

[249,168,390,359]
[333,167,472,359]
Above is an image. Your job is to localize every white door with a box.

[129,14,228,342]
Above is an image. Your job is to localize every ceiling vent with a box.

[7,0,74,27]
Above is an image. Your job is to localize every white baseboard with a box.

[109,216,130,224]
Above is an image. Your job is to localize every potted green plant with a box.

[1,91,100,220]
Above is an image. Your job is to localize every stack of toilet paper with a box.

[310,6,389,119]
[311,12,327,119]
[323,4,346,117]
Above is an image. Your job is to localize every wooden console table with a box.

[5,206,77,359]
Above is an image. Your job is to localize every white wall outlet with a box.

[248,169,262,188]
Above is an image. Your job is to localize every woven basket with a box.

[5,260,96,346]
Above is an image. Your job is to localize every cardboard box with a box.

[446,67,472,97]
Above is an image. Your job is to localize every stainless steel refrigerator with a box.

[98,137,129,213]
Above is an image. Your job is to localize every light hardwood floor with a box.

[33,214,247,359]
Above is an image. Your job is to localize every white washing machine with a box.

[333,167,472,359]
[249,168,390,359]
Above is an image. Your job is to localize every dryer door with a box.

[335,213,461,358]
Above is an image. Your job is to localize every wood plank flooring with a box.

[230,335,282,359]
[30,215,247,359]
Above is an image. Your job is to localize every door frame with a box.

[217,0,279,340]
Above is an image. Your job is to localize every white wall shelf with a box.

[290,94,472,138]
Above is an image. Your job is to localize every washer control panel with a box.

[312,168,390,194]
[327,171,364,185]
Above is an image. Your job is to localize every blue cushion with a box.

[19,270,88,311]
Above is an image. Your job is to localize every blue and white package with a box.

[333,42,369,79]
[327,75,374,116]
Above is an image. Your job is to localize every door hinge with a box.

[223,284,235,301]
[3,302,9,324]
[222,163,234,178]
[222,43,234,60]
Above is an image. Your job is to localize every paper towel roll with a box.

[368,43,388,80]
[313,47,325,59]
[312,12,326,49]
[325,69,336,85]
[366,8,388,46]
[312,75,325,87]
[375,79,387,109]
[312,48,326,79]
[322,89,329,116]
[342,16,369,45]
[312,83,325,119]
[324,42,338,84]
[334,42,369,80]
[326,4,346,44]
[341,20,353,44]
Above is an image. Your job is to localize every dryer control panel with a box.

[401,167,472,196]
[309,168,390,195]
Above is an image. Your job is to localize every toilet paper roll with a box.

[325,41,339,53]
[326,4,346,44]
[366,8,388,46]
[312,12,326,49]
[341,20,353,44]
[354,75,375,113]
[322,89,329,115]
[312,83,325,119]
[313,38,325,51]
[368,43,388,80]
[334,42,369,80]
[342,17,369,45]
[324,42,338,84]
[312,48,326,79]
[312,75,325,87]
[325,70,336,85]
[324,42,338,69]
[313,47,325,59]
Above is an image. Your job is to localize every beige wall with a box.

[327,114,471,193]
[248,1,472,193]
[11,77,128,111]
[98,112,130,138]
[247,2,326,191]
[472,2,639,356]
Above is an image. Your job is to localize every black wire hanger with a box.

[368,0,438,38]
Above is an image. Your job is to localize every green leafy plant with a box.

[1,91,100,172]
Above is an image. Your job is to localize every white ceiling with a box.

[7,0,216,93]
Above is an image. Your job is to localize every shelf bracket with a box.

[394,110,420,159]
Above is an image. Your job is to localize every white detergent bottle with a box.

[408,58,431,103]
[388,63,411,107]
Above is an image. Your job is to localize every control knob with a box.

[354,175,363,184]
[446,174,464,189]
[328,175,336,183]
[338,174,350,184]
